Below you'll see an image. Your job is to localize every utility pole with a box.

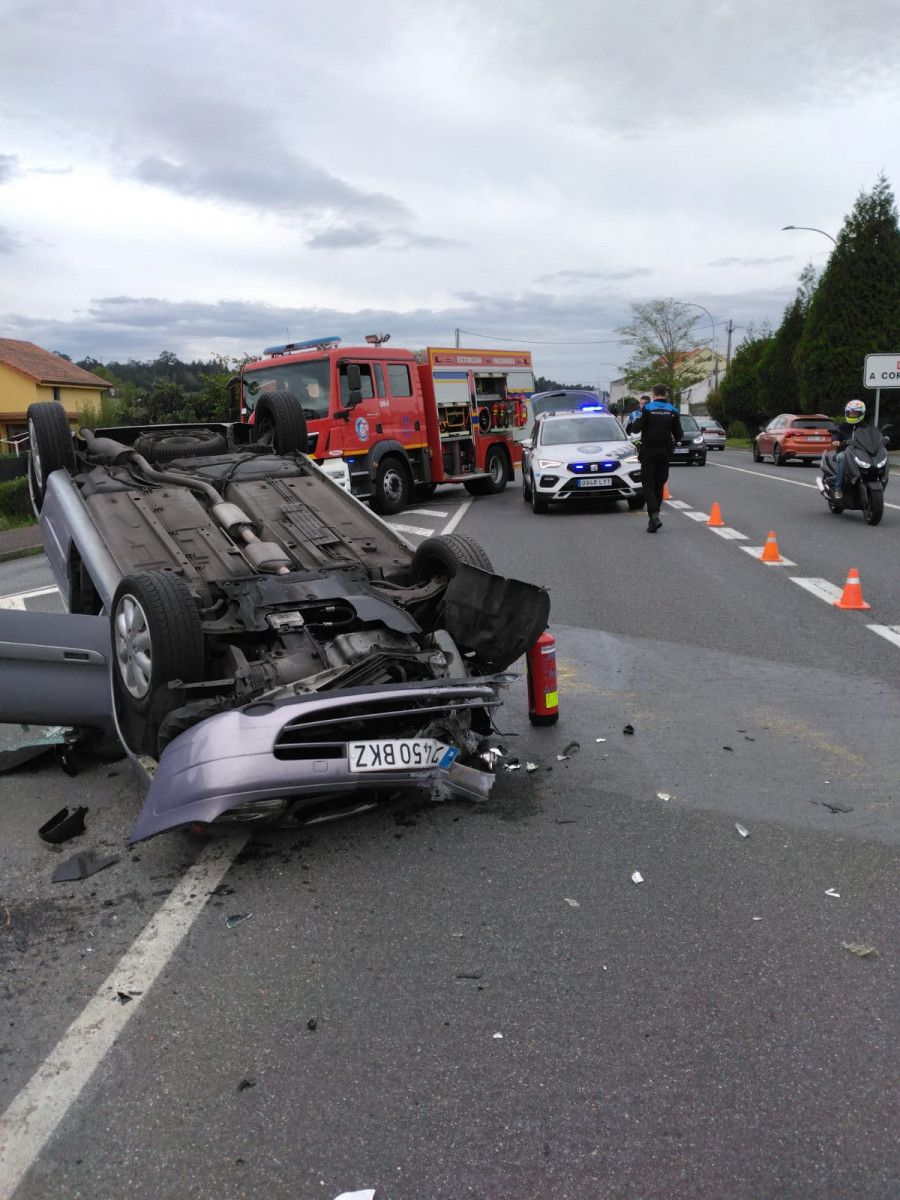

[455,328,460,348]
[725,319,734,373]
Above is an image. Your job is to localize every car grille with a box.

[273,684,499,759]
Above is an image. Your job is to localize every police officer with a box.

[630,384,683,532]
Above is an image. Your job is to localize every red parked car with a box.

[753,414,837,466]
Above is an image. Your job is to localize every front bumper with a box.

[670,446,706,463]
[535,470,643,500]
[128,679,502,842]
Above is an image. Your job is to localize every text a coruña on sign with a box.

[864,353,900,387]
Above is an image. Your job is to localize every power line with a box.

[455,328,622,346]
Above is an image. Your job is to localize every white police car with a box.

[521,410,644,514]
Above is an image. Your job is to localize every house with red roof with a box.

[0,339,109,451]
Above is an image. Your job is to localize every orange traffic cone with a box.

[834,568,870,610]
[707,502,724,527]
[663,482,672,500]
[760,531,784,563]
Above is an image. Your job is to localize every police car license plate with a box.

[348,738,449,772]
[578,477,613,487]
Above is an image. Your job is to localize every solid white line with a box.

[789,577,844,604]
[708,526,748,541]
[741,546,797,565]
[868,624,900,649]
[387,523,435,537]
[711,460,900,510]
[404,508,450,518]
[683,511,710,522]
[0,834,248,1198]
[442,497,474,537]
[0,585,59,611]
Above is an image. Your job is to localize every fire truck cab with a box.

[237,336,533,515]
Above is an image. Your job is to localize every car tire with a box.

[27,401,77,511]
[371,454,410,515]
[410,533,494,584]
[111,571,205,718]
[522,466,532,501]
[752,441,762,462]
[697,456,707,467]
[133,428,228,461]
[773,443,784,466]
[531,475,549,514]
[464,446,510,496]
[254,390,309,455]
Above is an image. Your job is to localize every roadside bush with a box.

[0,476,32,523]
[727,419,749,440]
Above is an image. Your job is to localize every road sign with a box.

[864,354,900,388]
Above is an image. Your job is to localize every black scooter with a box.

[817,425,889,526]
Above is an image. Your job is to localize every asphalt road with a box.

[1,453,898,1199]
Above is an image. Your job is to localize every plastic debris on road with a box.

[842,942,878,958]
[656,792,671,802]
[623,725,634,736]
[332,1192,376,1200]
[595,737,607,743]
[564,898,580,907]
[493,1032,503,1039]
[226,913,252,928]
[631,871,644,884]
[39,806,88,844]
[51,850,120,882]
[562,741,580,756]
[752,917,763,922]
[735,823,749,838]
[825,888,840,898]
[526,762,538,772]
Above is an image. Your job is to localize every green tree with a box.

[796,175,900,416]
[717,323,773,431]
[615,298,708,403]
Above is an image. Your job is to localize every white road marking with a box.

[683,511,711,522]
[0,585,59,611]
[708,526,748,541]
[442,496,474,537]
[404,508,450,518]
[867,624,900,649]
[664,500,692,510]
[711,459,900,509]
[387,522,435,538]
[741,546,797,565]
[789,577,844,605]
[0,834,248,1199]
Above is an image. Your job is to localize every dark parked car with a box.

[753,414,836,465]
[8,402,550,841]
[670,413,707,465]
[697,418,726,450]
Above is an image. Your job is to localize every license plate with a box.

[348,738,449,773]
[577,477,613,487]
[673,447,689,454]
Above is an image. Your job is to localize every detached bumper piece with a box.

[128,680,501,842]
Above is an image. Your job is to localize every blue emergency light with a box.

[264,336,342,356]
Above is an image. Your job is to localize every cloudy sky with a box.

[2,0,898,385]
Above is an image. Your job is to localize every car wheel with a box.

[697,456,707,467]
[752,441,762,462]
[465,445,510,496]
[27,402,77,511]
[133,428,228,461]
[254,390,309,455]
[531,475,549,514]
[410,533,494,584]
[522,465,532,501]
[773,443,784,466]
[627,496,645,510]
[371,454,410,515]
[111,571,205,718]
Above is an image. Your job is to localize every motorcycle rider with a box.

[830,399,868,499]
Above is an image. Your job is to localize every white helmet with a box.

[845,399,866,423]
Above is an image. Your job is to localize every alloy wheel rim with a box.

[29,419,43,489]
[114,594,153,699]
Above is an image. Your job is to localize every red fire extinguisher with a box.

[527,631,559,725]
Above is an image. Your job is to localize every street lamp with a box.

[682,301,718,392]
[781,224,837,246]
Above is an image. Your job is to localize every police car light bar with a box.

[263,336,342,356]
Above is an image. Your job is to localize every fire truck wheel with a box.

[464,445,510,496]
[133,428,228,461]
[254,391,309,455]
[371,454,410,515]
[409,534,494,584]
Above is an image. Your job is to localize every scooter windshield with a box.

[850,426,886,457]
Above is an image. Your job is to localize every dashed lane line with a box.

[787,577,845,605]
[740,546,797,565]
[0,834,249,1200]
[708,526,749,541]
[868,625,900,649]
[387,522,436,538]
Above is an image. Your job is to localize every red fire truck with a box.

[234,335,534,515]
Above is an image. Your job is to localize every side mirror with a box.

[345,364,363,409]
[521,438,533,451]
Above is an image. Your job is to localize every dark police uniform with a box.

[631,398,683,530]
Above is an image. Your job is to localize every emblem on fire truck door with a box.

[355,417,370,441]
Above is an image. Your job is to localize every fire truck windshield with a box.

[242,358,332,420]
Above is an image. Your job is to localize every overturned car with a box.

[12,401,549,841]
